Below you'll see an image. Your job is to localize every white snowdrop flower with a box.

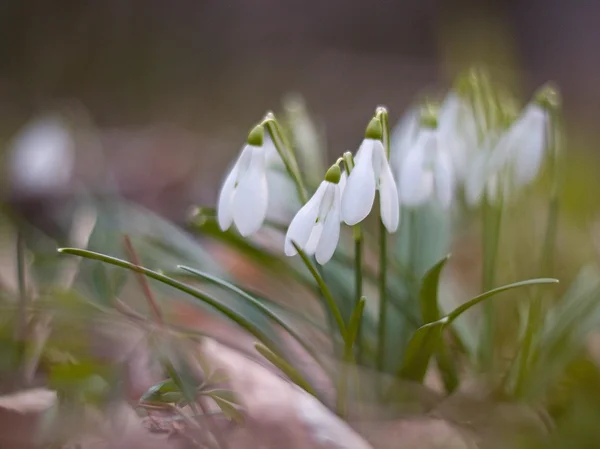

[217,124,269,237]
[485,102,548,189]
[464,132,503,207]
[8,114,75,194]
[390,106,419,178]
[400,111,455,209]
[341,117,399,233]
[285,164,343,265]
[437,91,479,183]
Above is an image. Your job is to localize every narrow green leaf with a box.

[201,389,239,404]
[164,359,197,406]
[418,255,458,393]
[58,247,319,398]
[178,265,329,375]
[254,343,317,396]
[346,297,366,351]
[447,278,559,323]
[397,318,447,382]
[397,277,558,383]
[211,395,244,423]
[419,255,450,324]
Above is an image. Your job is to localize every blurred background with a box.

[1,2,600,448]
[1,0,600,221]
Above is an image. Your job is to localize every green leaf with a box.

[58,247,319,399]
[418,255,459,393]
[178,265,329,376]
[211,395,244,423]
[346,297,366,351]
[202,389,239,404]
[419,255,450,324]
[447,278,559,324]
[397,277,559,383]
[140,379,179,402]
[397,319,447,382]
[254,343,317,396]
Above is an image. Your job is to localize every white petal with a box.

[438,93,472,182]
[341,140,376,225]
[434,149,454,209]
[217,145,253,231]
[233,146,268,236]
[390,107,419,173]
[304,224,323,256]
[378,159,400,232]
[400,132,434,206]
[217,164,237,231]
[315,187,341,264]
[284,182,327,256]
[465,151,488,207]
[513,106,547,186]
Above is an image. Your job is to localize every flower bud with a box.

[325,163,341,184]
[247,124,265,146]
[365,117,383,140]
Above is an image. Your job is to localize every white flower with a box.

[390,107,419,177]
[8,114,75,194]
[464,101,548,207]
[341,126,399,232]
[285,168,342,265]
[399,127,455,209]
[437,91,479,183]
[217,126,268,237]
[486,103,548,188]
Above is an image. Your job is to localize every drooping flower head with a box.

[466,84,560,205]
[285,164,343,265]
[399,104,455,209]
[217,124,269,237]
[341,116,399,233]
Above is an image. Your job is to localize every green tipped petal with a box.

[365,117,383,140]
[247,124,265,146]
[325,164,341,184]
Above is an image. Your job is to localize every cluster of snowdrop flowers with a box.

[217,111,399,264]
[390,78,560,210]
[216,80,560,264]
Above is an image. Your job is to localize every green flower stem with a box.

[515,108,562,396]
[262,114,308,204]
[376,222,388,372]
[336,297,366,417]
[375,106,391,373]
[291,242,348,341]
[353,225,364,362]
[480,193,503,368]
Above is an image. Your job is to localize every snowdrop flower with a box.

[390,106,419,178]
[437,91,479,183]
[284,164,343,265]
[8,114,75,194]
[485,103,547,188]
[341,117,399,233]
[468,85,559,204]
[217,124,269,237]
[399,108,455,209]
